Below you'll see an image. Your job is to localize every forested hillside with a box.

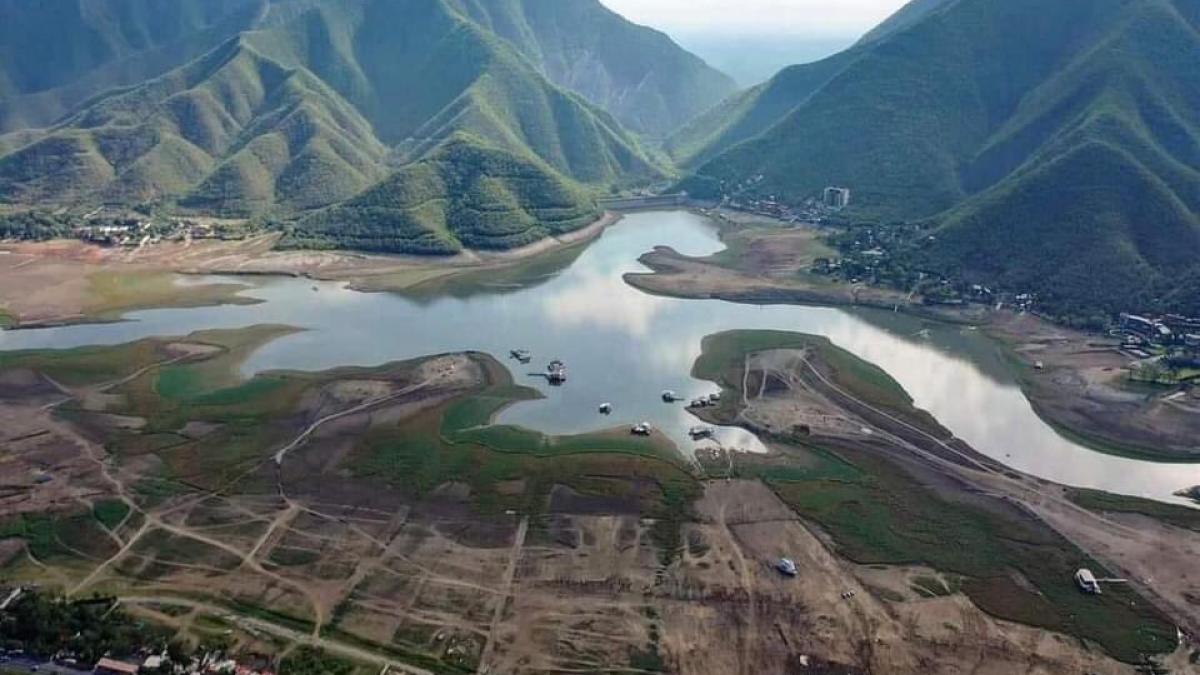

[675,0,1200,318]
[0,0,720,252]
[0,0,266,133]
[281,134,600,254]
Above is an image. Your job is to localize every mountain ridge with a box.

[674,0,1200,318]
[0,0,720,252]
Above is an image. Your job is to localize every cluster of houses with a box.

[72,209,245,248]
[1119,313,1200,349]
[704,174,851,224]
[92,655,275,675]
[1118,313,1200,381]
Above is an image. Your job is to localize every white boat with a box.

[599,403,613,414]
[631,422,653,436]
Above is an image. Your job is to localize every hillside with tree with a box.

[0,0,712,251]
[674,0,1200,318]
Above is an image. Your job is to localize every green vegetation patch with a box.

[282,136,603,255]
[92,499,131,530]
[1067,489,1200,533]
[770,455,1175,662]
[323,626,472,675]
[280,646,366,675]
[0,590,175,663]
[0,340,169,387]
[692,329,1177,662]
[0,510,114,562]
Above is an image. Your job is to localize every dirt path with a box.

[70,522,150,595]
[718,496,756,675]
[477,516,528,674]
[747,347,1198,636]
[120,595,434,675]
[273,379,435,465]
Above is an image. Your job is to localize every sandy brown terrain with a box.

[5,338,1179,673]
[0,212,620,328]
[987,311,1200,459]
[661,481,1140,675]
[722,344,1200,649]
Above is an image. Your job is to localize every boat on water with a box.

[510,349,532,363]
[599,402,613,414]
[547,359,567,384]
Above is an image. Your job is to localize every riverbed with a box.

[2,211,1197,503]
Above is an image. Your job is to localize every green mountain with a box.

[676,0,1200,318]
[855,0,954,45]
[0,0,266,133]
[445,0,737,138]
[0,0,715,250]
[281,133,600,254]
[0,38,389,214]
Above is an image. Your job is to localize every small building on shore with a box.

[823,186,851,209]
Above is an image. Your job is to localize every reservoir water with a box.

[2,211,1197,504]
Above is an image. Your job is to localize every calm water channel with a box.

[2,211,1197,503]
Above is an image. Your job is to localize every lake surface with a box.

[3,211,1198,504]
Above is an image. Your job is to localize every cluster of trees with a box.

[282,137,600,255]
[0,591,175,667]
[0,590,358,675]
[822,218,1200,329]
[278,646,358,675]
[0,211,76,240]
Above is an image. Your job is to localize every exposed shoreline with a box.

[0,212,623,330]
[626,208,1200,462]
[3,206,1196,463]
[688,329,1200,653]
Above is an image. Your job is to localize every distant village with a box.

[72,208,250,249]
[703,174,852,224]
[704,180,1200,389]
[1117,313,1200,385]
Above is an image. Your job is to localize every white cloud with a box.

[601,0,908,36]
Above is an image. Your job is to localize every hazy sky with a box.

[601,0,909,37]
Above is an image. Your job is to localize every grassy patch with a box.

[0,340,169,387]
[349,355,699,519]
[1067,489,1200,532]
[323,627,473,675]
[770,452,1176,662]
[692,329,1178,662]
[694,329,915,412]
[84,270,256,320]
[280,645,365,675]
[0,511,112,562]
[92,500,130,530]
